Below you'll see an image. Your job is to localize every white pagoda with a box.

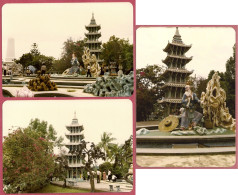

[65,112,84,179]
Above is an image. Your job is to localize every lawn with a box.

[34,184,91,193]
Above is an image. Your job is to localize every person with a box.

[87,171,90,181]
[73,172,76,179]
[180,85,203,130]
[112,175,117,182]
[3,64,7,76]
[108,170,112,181]
[87,65,91,77]
[96,170,101,183]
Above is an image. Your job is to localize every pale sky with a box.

[136,27,235,78]
[2,2,133,60]
[3,100,133,154]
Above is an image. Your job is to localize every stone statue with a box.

[62,53,80,76]
[82,47,101,77]
[200,72,235,131]
[90,54,101,77]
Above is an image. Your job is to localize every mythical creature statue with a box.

[90,54,101,77]
[82,47,101,77]
[200,72,235,131]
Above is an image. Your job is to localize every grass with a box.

[34,184,91,193]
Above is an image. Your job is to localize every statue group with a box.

[63,47,101,77]
[160,72,235,133]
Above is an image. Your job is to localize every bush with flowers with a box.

[3,128,55,193]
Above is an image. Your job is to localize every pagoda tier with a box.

[162,55,193,67]
[85,13,102,62]
[64,112,85,179]
[159,27,193,116]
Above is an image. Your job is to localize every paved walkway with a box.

[51,179,133,192]
[137,154,236,167]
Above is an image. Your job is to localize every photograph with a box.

[2,99,133,193]
[2,2,134,97]
[136,26,236,167]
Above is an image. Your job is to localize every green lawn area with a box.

[34,184,91,193]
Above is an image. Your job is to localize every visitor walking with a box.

[112,175,117,182]
[108,170,112,181]
[97,170,101,183]
[87,65,91,77]
[87,171,90,181]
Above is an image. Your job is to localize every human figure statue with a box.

[180,85,203,130]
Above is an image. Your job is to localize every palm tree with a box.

[97,132,116,161]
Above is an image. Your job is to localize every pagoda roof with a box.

[68,164,84,168]
[163,27,192,52]
[85,13,101,30]
[158,98,182,104]
[65,132,84,137]
[163,41,192,53]
[89,49,102,53]
[85,32,101,36]
[65,142,81,146]
[161,82,186,89]
[85,40,102,44]
[162,55,193,65]
[161,68,193,77]
[66,112,84,129]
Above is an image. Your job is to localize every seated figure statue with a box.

[180,85,203,130]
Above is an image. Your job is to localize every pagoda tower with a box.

[159,27,193,116]
[65,112,84,179]
[85,13,102,63]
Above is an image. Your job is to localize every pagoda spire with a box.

[90,12,96,25]
[172,27,183,44]
[74,111,77,119]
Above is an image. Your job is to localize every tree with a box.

[52,38,85,73]
[97,132,116,161]
[70,140,105,192]
[3,128,55,193]
[53,150,69,188]
[101,35,133,74]
[224,44,235,117]
[99,162,113,174]
[25,118,64,148]
[136,64,165,121]
[111,136,132,179]
[15,43,55,71]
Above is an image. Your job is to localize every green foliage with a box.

[107,136,133,179]
[3,128,55,193]
[97,132,116,161]
[136,64,165,121]
[52,38,85,73]
[70,140,105,192]
[195,44,235,117]
[25,118,63,148]
[99,162,113,173]
[53,150,68,187]
[35,184,91,193]
[15,43,54,71]
[101,35,133,74]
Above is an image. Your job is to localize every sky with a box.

[3,99,133,154]
[2,2,133,60]
[136,27,235,78]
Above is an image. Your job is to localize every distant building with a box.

[85,13,103,63]
[64,112,84,179]
[158,27,193,116]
